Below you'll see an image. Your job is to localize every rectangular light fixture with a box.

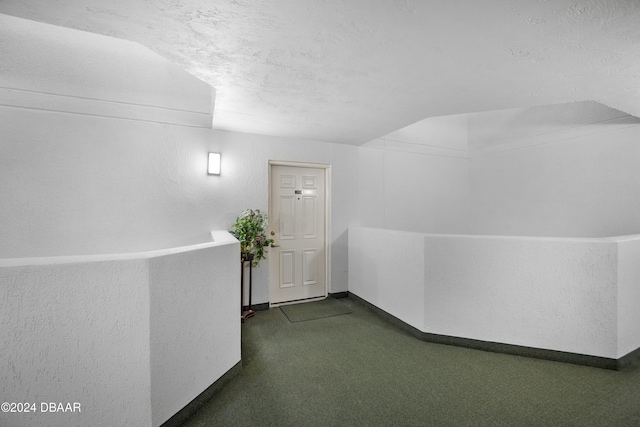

[208,152,221,175]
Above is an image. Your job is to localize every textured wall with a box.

[0,233,239,427]
[468,115,640,237]
[376,101,640,239]
[348,228,425,330]
[149,232,240,426]
[0,108,215,257]
[0,14,216,258]
[0,259,152,427]
[617,236,640,357]
[348,227,639,359]
[423,234,618,358]
[353,136,469,235]
[384,150,468,234]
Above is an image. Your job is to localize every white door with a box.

[269,164,327,305]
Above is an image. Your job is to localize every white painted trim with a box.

[269,160,331,169]
[0,230,237,267]
[0,87,213,128]
[268,160,331,306]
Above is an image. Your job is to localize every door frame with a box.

[268,160,331,307]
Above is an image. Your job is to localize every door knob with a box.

[270,231,275,236]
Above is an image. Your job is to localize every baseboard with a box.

[617,346,640,370]
[348,293,637,371]
[348,293,424,341]
[245,302,270,311]
[160,360,242,427]
[329,291,349,299]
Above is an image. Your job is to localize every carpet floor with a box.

[280,297,352,323]
[182,296,640,426]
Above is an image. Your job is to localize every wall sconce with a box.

[208,152,221,175]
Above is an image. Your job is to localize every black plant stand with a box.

[241,254,255,322]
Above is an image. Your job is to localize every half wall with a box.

[0,231,240,427]
[349,226,640,367]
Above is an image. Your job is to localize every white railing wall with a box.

[349,226,640,360]
[0,231,240,427]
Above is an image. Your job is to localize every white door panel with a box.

[279,196,296,240]
[269,164,327,305]
[302,196,317,238]
[302,249,318,285]
[279,250,295,288]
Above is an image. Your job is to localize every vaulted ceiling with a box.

[1,0,639,145]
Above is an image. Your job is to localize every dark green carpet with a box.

[280,297,352,323]
[182,297,640,427]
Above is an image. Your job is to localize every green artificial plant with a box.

[230,209,275,266]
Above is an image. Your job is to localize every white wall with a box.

[149,232,240,426]
[468,113,640,238]
[204,129,365,299]
[423,234,618,357]
[0,14,216,258]
[354,143,469,234]
[350,103,640,361]
[359,113,470,235]
[0,108,217,257]
[0,103,366,299]
[617,235,640,357]
[384,150,468,233]
[348,228,426,330]
[1,13,468,301]
[0,14,367,301]
[0,233,240,427]
[349,227,636,359]
[0,258,152,427]
[376,101,640,239]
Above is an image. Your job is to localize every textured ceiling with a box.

[1,0,640,144]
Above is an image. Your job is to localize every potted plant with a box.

[230,209,275,266]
